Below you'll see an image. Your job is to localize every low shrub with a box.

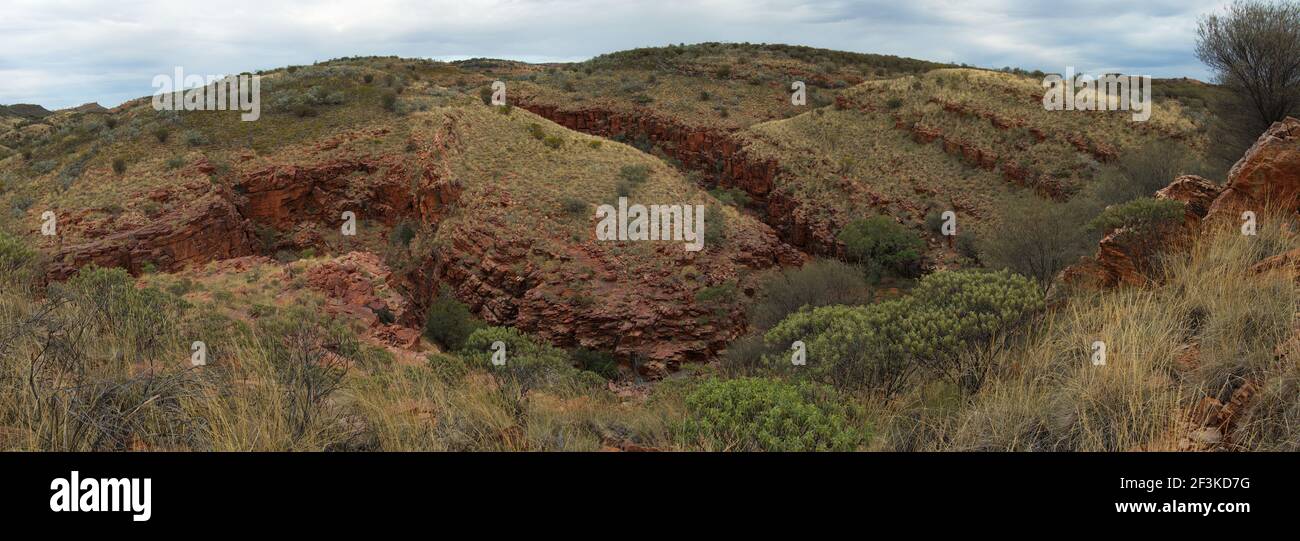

[680,377,863,451]
[1089,197,1186,234]
[422,287,480,351]
[764,270,1043,393]
[183,130,207,147]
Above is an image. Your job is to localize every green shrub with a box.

[561,197,588,216]
[571,348,620,379]
[389,221,416,247]
[704,204,726,247]
[1090,197,1186,234]
[764,270,1043,393]
[166,156,186,170]
[543,135,564,149]
[152,126,169,143]
[423,288,480,351]
[837,216,925,281]
[618,164,650,184]
[526,123,545,140]
[680,377,863,451]
[183,130,207,147]
[112,157,126,175]
[380,91,398,112]
[709,187,751,207]
[1091,140,1208,206]
[0,231,39,287]
[461,326,597,391]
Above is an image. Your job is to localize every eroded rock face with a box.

[515,99,842,255]
[303,251,421,349]
[47,185,256,280]
[1207,117,1300,220]
[1155,175,1223,228]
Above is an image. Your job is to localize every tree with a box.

[837,216,924,282]
[978,195,1095,291]
[1196,1,1300,133]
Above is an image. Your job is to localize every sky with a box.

[0,0,1232,110]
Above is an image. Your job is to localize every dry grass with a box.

[869,211,1300,451]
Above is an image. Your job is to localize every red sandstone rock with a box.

[1206,117,1300,220]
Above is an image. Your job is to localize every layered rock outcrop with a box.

[1206,117,1300,220]
[46,184,256,280]
[515,99,841,255]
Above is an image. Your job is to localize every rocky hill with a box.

[0,47,1215,375]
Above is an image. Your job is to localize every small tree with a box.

[1196,1,1300,133]
[837,216,924,282]
[423,287,479,351]
[979,195,1095,290]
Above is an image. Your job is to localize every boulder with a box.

[1207,117,1300,220]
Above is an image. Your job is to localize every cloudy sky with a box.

[0,0,1231,109]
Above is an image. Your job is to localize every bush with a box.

[0,231,39,287]
[389,221,416,247]
[618,164,650,184]
[112,157,126,175]
[979,195,1095,289]
[152,126,169,143]
[423,288,480,351]
[380,91,398,112]
[183,130,207,147]
[709,187,750,207]
[461,326,597,391]
[1089,197,1186,234]
[1092,140,1207,206]
[837,216,925,281]
[764,269,1043,393]
[363,73,374,84]
[561,197,588,216]
[542,135,564,149]
[526,123,545,140]
[571,348,619,379]
[748,259,872,331]
[680,377,863,451]
[704,204,726,247]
